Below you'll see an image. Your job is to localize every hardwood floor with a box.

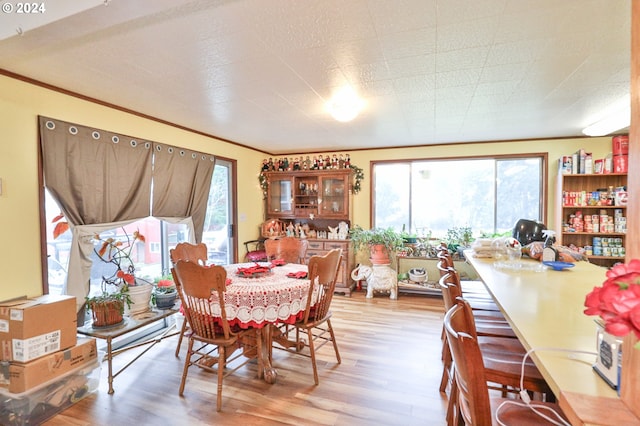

[44,291,448,426]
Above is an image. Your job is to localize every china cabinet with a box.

[556,172,628,267]
[265,169,351,220]
[264,169,355,295]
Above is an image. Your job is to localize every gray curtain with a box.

[152,143,215,244]
[40,117,153,310]
[39,116,215,311]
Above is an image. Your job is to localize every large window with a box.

[44,160,235,296]
[373,155,545,239]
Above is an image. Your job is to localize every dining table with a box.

[212,261,315,384]
[464,251,640,426]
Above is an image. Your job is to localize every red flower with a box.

[584,259,640,339]
[157,279,174,287]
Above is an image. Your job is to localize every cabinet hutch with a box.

[556,172,627,267]
[264,169,355,295]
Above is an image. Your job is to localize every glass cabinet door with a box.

[320,176,347,217]
[268,177,293,216]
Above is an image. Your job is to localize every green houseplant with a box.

[349,226,404,265]
[445,226,474,259]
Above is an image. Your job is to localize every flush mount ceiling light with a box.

[582,94,630,136]
[326,86,364,122]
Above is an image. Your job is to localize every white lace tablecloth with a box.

[210,263,312,329]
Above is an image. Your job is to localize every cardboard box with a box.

[3,338,97,393]
[0,358,100,426]
[0,295,77,363]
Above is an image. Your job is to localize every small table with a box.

[217,262,314,383]
[77,307,179,394]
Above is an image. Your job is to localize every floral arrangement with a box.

[584,259,640,348]
[94,228,147,288]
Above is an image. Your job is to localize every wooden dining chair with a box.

[169,242,208,357]
[442,297,555,424]
[444,299,568,425]
[436,246,491,296]
[264,237,309,264]
[274,248,342,384]
[171,260,260,412]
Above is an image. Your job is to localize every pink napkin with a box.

[287,271,307,279]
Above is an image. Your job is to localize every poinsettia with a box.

[584,259,640,348]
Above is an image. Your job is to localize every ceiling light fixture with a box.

[582,94,630,136]
[326,86,364,122]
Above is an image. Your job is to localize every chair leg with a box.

[216,345,225,412]
[327,320,341,363]
[179,337,195,396]
[306,328,319,385]
[440,335,452,393]
[446,371,459,426]
[175,319,188,357]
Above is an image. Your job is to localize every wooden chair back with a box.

[264,237,309,264]
[444,299,492,425]
[302,248,342,324]
[172,260,232,340]
[170,242,208,265]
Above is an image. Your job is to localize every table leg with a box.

[106,337,114,394]
[257,326,277,384]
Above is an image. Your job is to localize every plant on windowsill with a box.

[152,274,178,309]
[445,226,474,259]
[349,225,404,265]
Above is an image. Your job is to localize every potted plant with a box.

[152,274,178,309]
[400,224,418,244]
[349,225,404,265]
[445,226,474,259]
[85,282,131,327]
[89,228,151,320]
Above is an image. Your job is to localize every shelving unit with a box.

[556,172,628,267]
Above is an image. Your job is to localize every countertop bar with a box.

[464,252,640,426]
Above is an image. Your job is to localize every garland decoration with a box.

[259,172,268,200]
[350,164,364,194]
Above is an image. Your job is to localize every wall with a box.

[0,74,264,301]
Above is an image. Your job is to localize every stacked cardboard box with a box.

[0,295,101,424]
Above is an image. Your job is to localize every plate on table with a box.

[543,261,575,271]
